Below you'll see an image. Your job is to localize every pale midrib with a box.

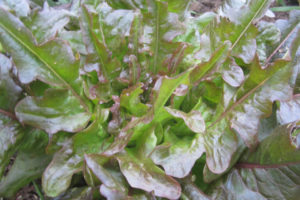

[88,16,111,86]
[209,78,268,129]
[232,0,268,49]
[264,25,299,66]
[91,31,108,78]
[84,6,109,80]
[0,23,90,113]
[98,12,107,48]
[208,0,271,128]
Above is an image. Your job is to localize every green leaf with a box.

[134,122,159,157]
[209,0,273,63]
[0,0,30,17]
[152,71,190,116]
[144,1,184,73]
[256,21,281,63]
[0,8,89,111]
[181,178,210,200]
[241,122,300,164]
[262,11,300,67]
[59,30,88,55]
[24,2,72,43]
[151,133,205,178]
[0,114,26,179]
[221,58,245,87]
[208,164,300,200]
[219,0,272,23]
[0,0,300,198]
[208,17,257,64]
[229,59,292,146]
[102,115,150,157]
[160,0,191,14]
[205,123,300,200]
[84,154,128,200]
[106,0,146,10]
[164,107,205,133]
[15,89,91,135]
[107,0,191,15]
[277,95,300,125]
[50,187,94,200]
[42,141,83,197]
[204,58,293,174]
[0,129,51,198]
[190,42,231,83]
[0,53,22,111]
[120,83,148,116]
[42,118,107,197]
[175,12,216,46]
[81,2,126,80]
[116,150,181,199]
[202,106,279,183]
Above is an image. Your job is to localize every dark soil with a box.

[190,0,223,14]
[15,185,39,200]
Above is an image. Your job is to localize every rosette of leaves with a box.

[0,0,300,199]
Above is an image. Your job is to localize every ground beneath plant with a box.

[6,0,299,199]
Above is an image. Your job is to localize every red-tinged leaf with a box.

[204,58,293,174]
[256,21,281,63]
[205,123,300,200]
[0,114,26,179]
[165,107,205,134]
[151,133,205,178]
[0,0,299,198]
[142,1,185,74]
[120,83,148,117]
[116,150,181,199]
[102,116,151,157]
[50,187,94,200]
[0,53,22,111]
[181,178,210,200]
[277,95,300,125]
[81,2,127,80]
[151,71,190,115]
[216,0,273,63]
[85,154,128,200]
[0,129,51,198]
[241,122,300,165]
[0,0,30,17]
[15,89,91,135]
[24,2,72,43]
[190,42,231,84]
[42,118,108,197]
[221,58,244,87]
[0,8,89,111]
[42,141,83,197]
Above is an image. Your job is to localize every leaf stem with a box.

[32,181,44,200]
[264,25,299,67]
[236,161,300,169]
[0,109,18,120]
[209,78,268,128]
[271,6,300,12]
[231,0,268,49]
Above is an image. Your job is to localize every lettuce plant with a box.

[0,0,300,199]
